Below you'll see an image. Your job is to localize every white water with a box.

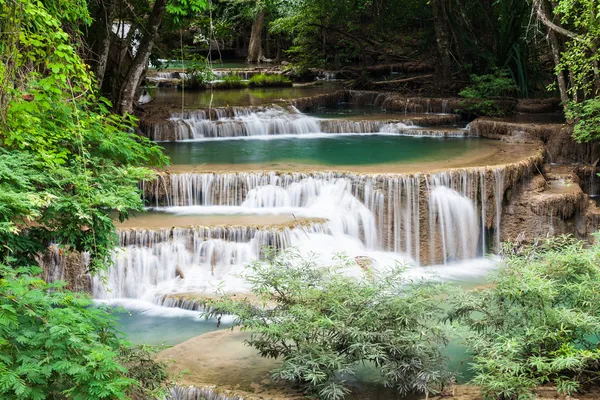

[428,186,479,262]
[494,167,506,251]
[87,167,514,304]
[144,105,468,141]
[76,98,517,307]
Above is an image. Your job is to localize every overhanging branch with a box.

[533,0,584,44]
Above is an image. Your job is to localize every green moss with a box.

[213,74,248,90]
[248,73,293,87]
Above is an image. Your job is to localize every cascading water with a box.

[144,168,515,262]
[83,91,538,307]
[93,223,331,300]
[143,105,467,141]
[428,186,479,263]
[81,156,535,306]
[168,106,321,140]
[494,167,506,251]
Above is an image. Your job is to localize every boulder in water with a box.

[355,256,374,271]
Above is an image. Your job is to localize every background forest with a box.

[0,0,599,399]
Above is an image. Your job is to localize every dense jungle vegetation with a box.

[0,0,599,398]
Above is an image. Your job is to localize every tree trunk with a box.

[430,0,453,86]
[247,10,266,63]
[117,0,168,115]
[548,30,569,105]
[276,34,281,62]
[87,0,117,89]
[593,60,600,95]
[538,0,569,105]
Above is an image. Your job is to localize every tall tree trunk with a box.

[276,34,281,62]
[117,0,168,115]
[87,0,117,89]
[593,60,600,95]
[247,10,265,63]
[430,0,453,86]
[547,30,569,105]
[537,0,569,105]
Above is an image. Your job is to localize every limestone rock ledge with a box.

[37,245,91,292]
[501,167,600,244]
[469,118,600,164]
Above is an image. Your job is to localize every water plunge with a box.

[96,167,509,302]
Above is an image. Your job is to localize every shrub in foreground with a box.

[448,236,600,399]
[206,250,451,400]
[0,265,169,399]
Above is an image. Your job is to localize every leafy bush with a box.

[247,73,292,87]
[459,69,519,98]
[180,55,216,89]
[448,236,600,399]
[206,250,452,400]
[213,74,248,89]
[456,99,508,118]
[118,345,170,399]
[566,98,600,143]
[0,265,170,399]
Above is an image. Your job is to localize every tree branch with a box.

[372,74,433,86]
[533,0,584,43]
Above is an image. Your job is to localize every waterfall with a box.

[144,167,521,264]
[428,186,479,263]
[85,153,537,303]
[479,169,487,256]
[318,71,339,80]
[81,163,532,303]
[167,106,321,140]
[92,224,330,300]
[142,106,467,141]
[493,167,505,251]
[166,386,243,400]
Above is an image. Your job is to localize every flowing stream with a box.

[62,86,531,398]
[92,103,512,303]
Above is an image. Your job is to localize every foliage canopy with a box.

[0,0,167,269]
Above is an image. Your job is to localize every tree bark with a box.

[536,0,569,105]
[533,0,583,43]
[87,0,117,89]
[247,10,266,63]
[548,30,569,105]
[430,0,453,86]
[117,0,168,115]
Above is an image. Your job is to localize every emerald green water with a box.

[161,135,487,167]
[151,83,340,107]
[115,308,231,346]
